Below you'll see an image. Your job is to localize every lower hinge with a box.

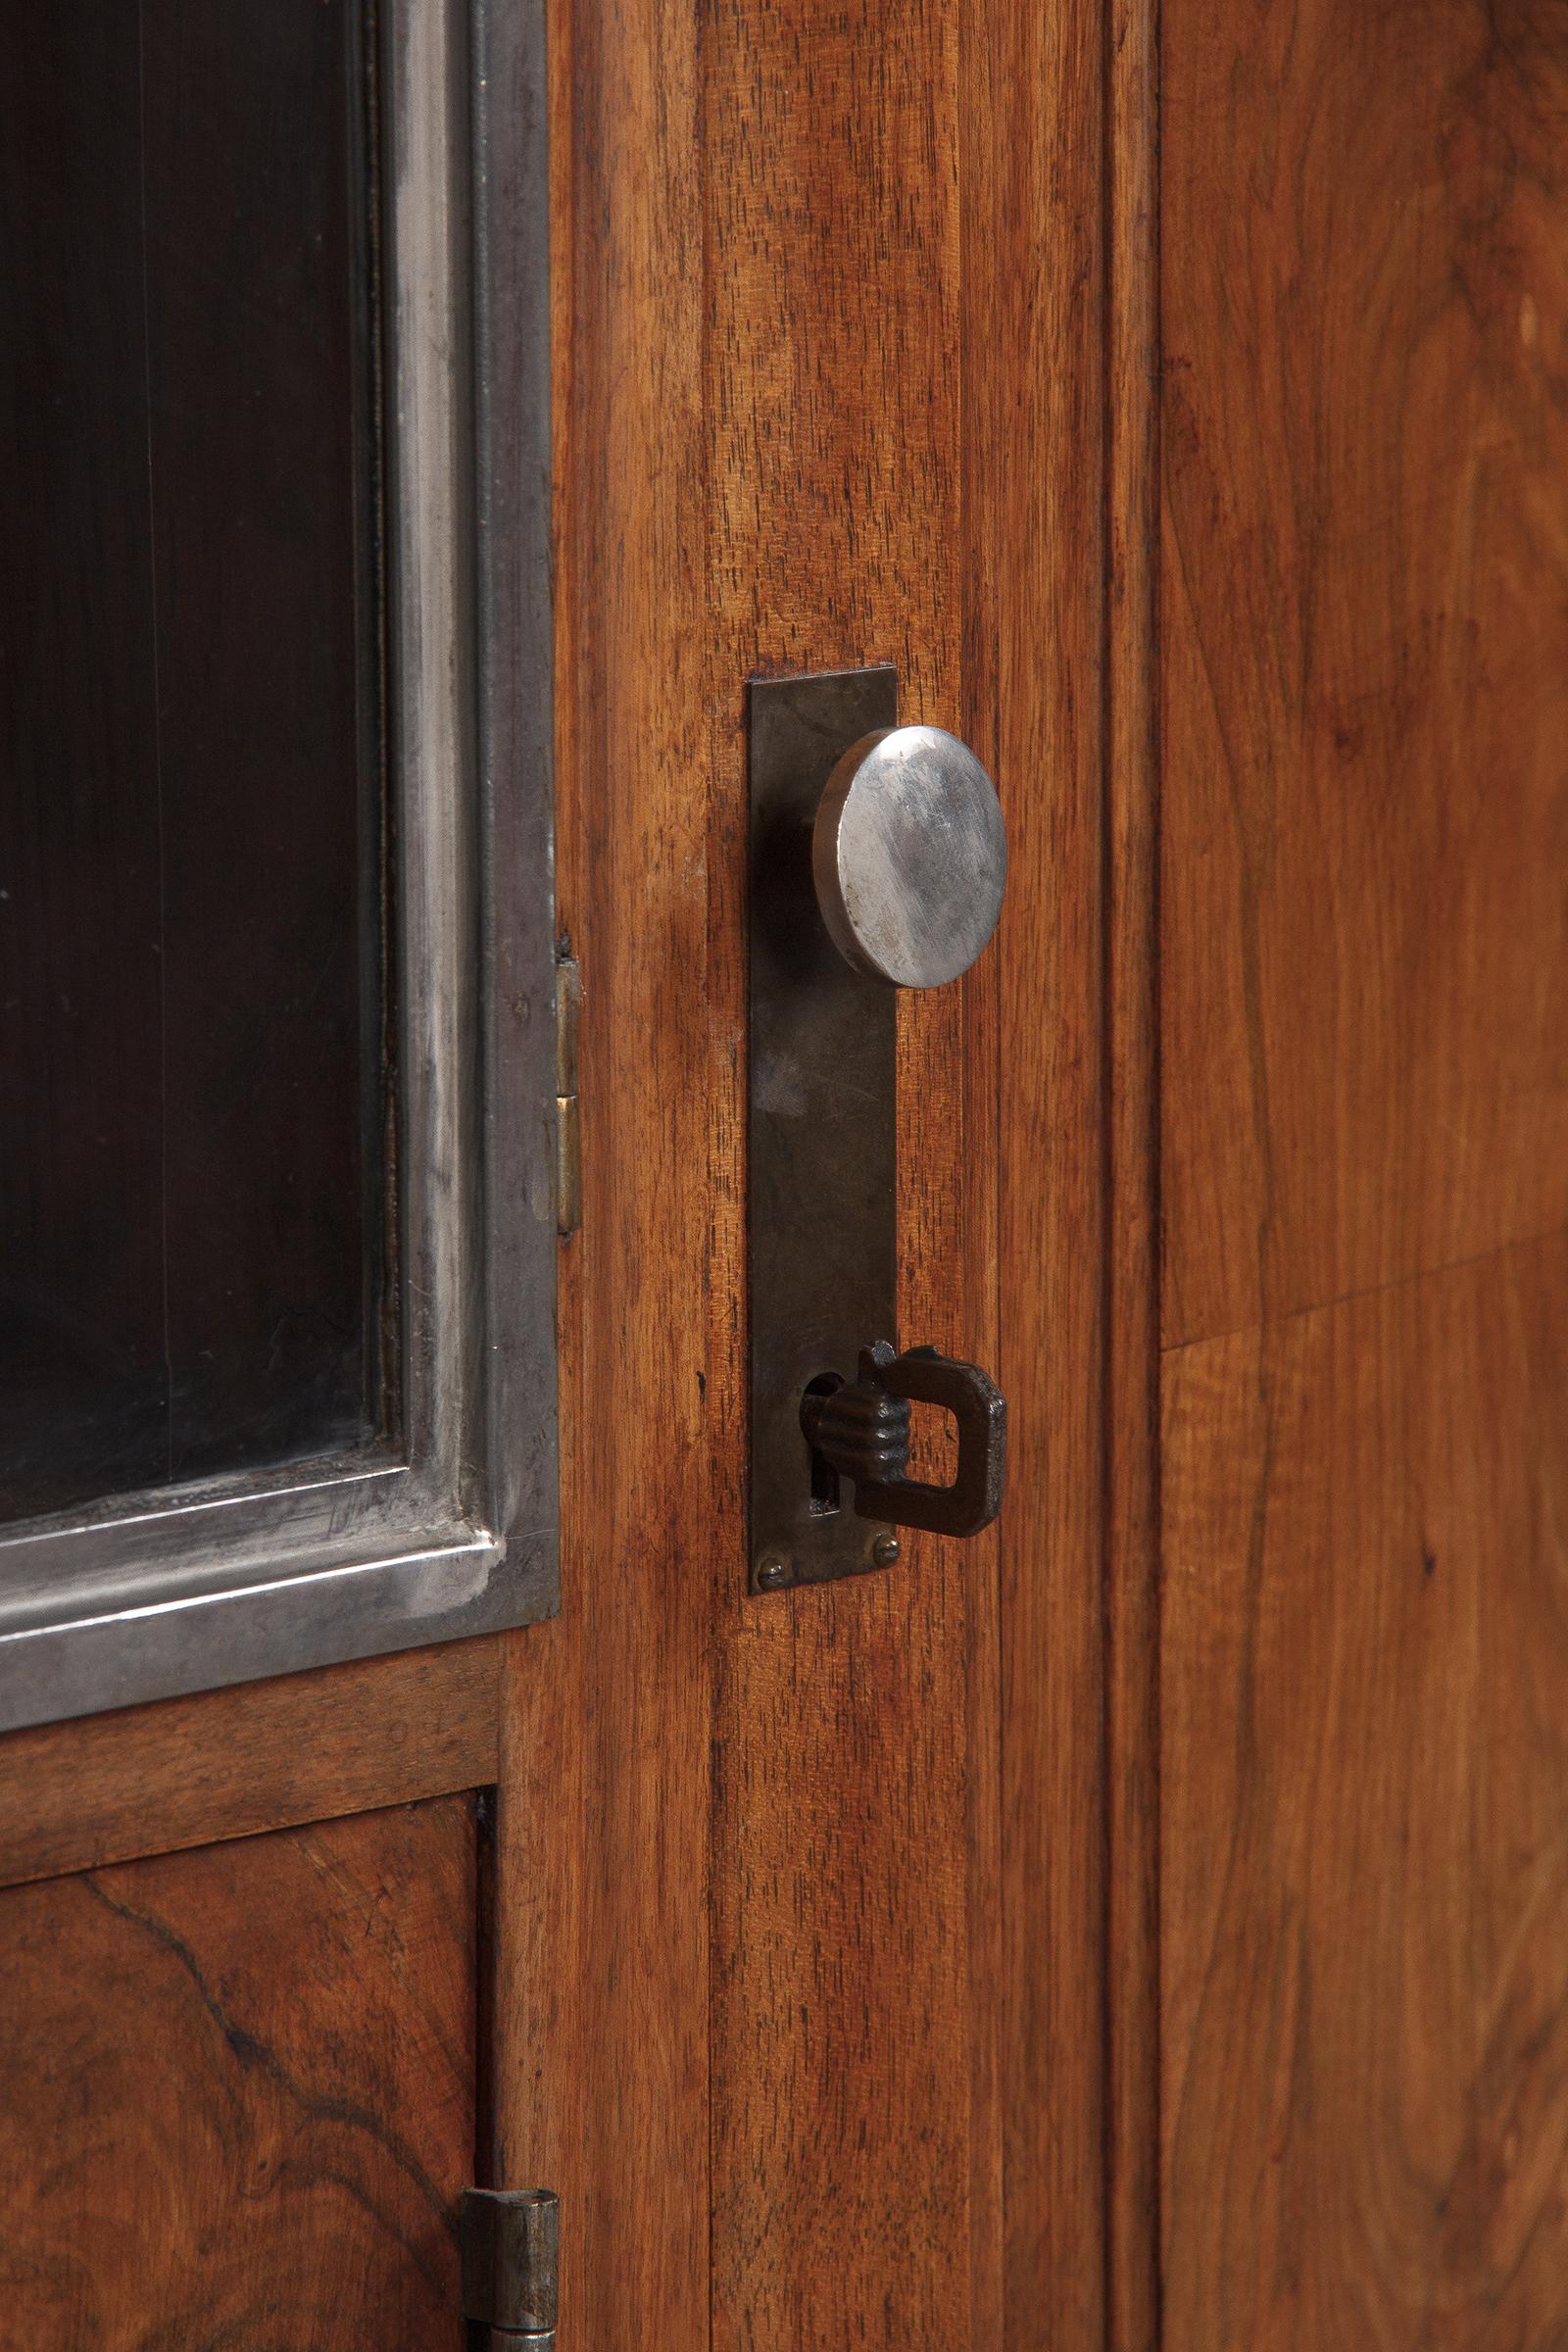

[461,2186,559,2348]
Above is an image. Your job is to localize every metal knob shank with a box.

[810,724,1006,988]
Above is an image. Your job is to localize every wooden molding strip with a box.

[0,1634,500,1889]
[1104,0,1162,2345]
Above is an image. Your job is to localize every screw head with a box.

[756,1553,791,1591]
[870,1533,902,1570]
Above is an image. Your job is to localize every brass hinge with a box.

[460,2186,559,2347]
[554,954,581,1237]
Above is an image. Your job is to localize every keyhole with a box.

[803,1371,844,1515]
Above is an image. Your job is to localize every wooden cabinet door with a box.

[8,0,1564,2347]
[2,0,1092,2342]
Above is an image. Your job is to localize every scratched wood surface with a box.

[1156,6,1568,2344]
[0,1796,477,2348]
[496,0,1106,2345]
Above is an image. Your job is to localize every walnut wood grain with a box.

[496,0,1107,2344]
[704,0,992,2341]
[0,1796,477,2347]
[965,0,1110,2342]
[1161,1231,1568,2345]
[0,1635,498,1890]
[1152,9,1568,2342]
[1160,0,1568,1348]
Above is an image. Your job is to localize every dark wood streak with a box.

[79,1878,458,2264]
[0,1799,476,2348]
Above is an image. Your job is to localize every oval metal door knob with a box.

[810,724,1006,988]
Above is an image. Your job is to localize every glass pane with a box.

[0,0,388,1521]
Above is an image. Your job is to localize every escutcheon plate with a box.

[748,667,899,1590]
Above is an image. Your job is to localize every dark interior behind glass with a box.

[0,0,389,1521]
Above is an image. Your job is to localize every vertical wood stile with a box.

[496,0,713,2340]
[962,0,1112,2342]
[500,0,1115,2341]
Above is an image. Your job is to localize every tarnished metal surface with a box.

[461,2186,559,2341]
[811,724,1006,988]
[804,1343,1007,1539]
[748,668,899,1589]
[749,668,1010,1592]
[799,1357,910,1488]
[554,956,582,1236]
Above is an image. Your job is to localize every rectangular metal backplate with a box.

[749,666,898,1591]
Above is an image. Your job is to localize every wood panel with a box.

[0,1636,498,1891]
[0,1795,478,2347]
[498,1,1107,2347]
[1153,7,1568,2343]
[1160,0,1568,1348]
[1161,1230,1568,2346]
